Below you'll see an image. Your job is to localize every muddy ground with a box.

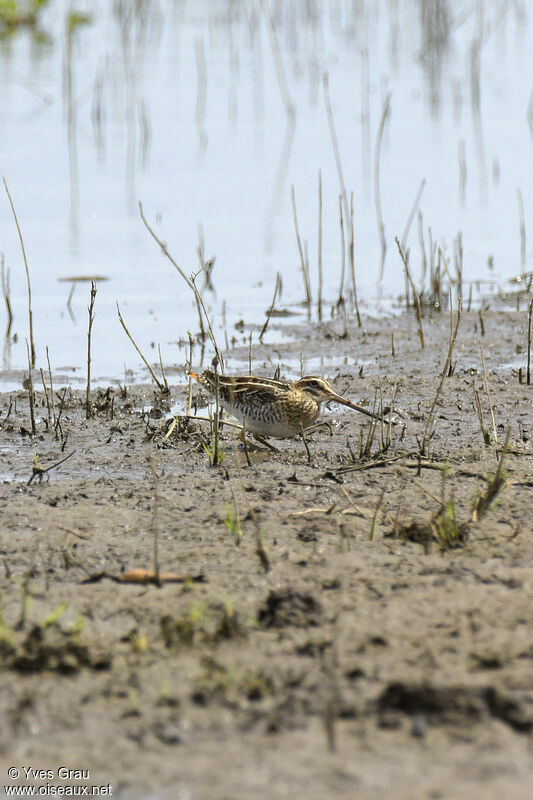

[0,306,532,799]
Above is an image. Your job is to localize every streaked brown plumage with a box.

[189,369,376,439]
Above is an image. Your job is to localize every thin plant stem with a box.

[479,342,498,445]
[86,281,97,419]
[3,178,35,367]
[187,332,194,414]
[517,187,526,274]
[401,179,425,251]
[526,300,533,386]
[158,344,169,392]
[421,298,462,455]
[260,0,295,121]
[139,202,206,342]
[349,192,361,326]
[259,272,281,343]
[317,169,323,321]
[117,303,166,392]
[1,254,13,336]
[46,347,57,433]
[25,339,36,436]
[337,195,346,306]
[374,93,392,279]
[395,237,424,348]
[291,185,311,307]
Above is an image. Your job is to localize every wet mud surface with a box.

[1,308,532,799]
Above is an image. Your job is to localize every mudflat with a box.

[1,307,532,799]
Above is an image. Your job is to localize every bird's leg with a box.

[300,423,312,465]
[252,433,279,452]
[241,417,252,466]
[306,420,334,437]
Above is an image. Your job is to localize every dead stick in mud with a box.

[3,177,35,367]
[374,93,392,278]
[46,347,58,434]
[27,450,76,485]
[190,269,224,371]
[186,331,194,415]
[420,298,462,455]
[259,272,281,343]
[526,300,533,386]
[116,303,166,392]
[337,195,346,306]
[401,178,426,251]
[1,254,13,336]
[40,368,52,427]
[517,187,526,274]
[348,192,361,326]
[25,339,36,436]
[260,0,295,122]
[324,74,361,325]
[479,342,498,445]
[212,359,221,468]
[158,344,169,392]
[139,201,206,342]
[369,489,385,541]
[395,237,424,348]
[291,184,311,307]
[86,281,97,419]
[317,168,323,321]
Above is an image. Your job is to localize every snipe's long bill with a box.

[189,370,380,439]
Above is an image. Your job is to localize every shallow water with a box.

[0,0,531,384]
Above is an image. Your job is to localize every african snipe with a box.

[189,369,377,439]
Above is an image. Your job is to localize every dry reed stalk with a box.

[370,489,385,541]
[261,0,295,121]
[517,188,526,273]
[25,340,36,436]
[86,282,97,419]
[186,332,194,414]
[479,343,498,444]
[317,169,323,321]
[420,298,462,455]
[526,300,533,386]
[212,358,221,468]
[337,195,346,306]
[374,93,392,278]
[323,74,361,325]
[259,272,282,343]
[158,344,169,392]
[473,385,490,446]
[291,185,311,307]
[3,178,35,367]
[40,368,52,428]
[116,303,166,392]
[418,211,427,284]
[46,346,58,433]
[348,192,362,326]
[395,238,424,348]
[139,202,206,341]
[1,254,13,336]
[453,232,463,300]
[190,270,224,371]
[401,179,425,251]
[323,73,349,226]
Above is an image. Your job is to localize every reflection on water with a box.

[0,0,531,382]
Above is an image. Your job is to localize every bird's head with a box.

[294,376,358,409]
